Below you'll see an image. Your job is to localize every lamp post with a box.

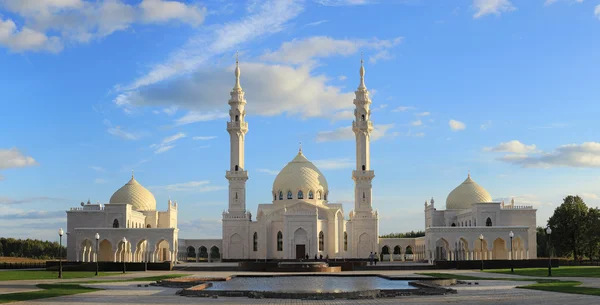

[479,234,484,271]
[509,231,514,273]
[122,237,127,274]
[546,227,552,276]
[58,228,64,279]
[95,233,100,276]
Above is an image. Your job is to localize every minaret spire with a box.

[358,52,366,90]
[233,51,241,91]
[131,169,134,179]
[299,141,302,153]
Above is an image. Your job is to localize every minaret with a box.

[225,53,248,214]
[352,54,375,213]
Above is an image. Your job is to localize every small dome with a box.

[109,176,156,211]
[273,151,328,202]
[445,174,492,210]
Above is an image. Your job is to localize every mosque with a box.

[65,58,537,264]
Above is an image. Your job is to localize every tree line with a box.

[379,230,426,238]
[541,195,600,260]
[0,237,66,259]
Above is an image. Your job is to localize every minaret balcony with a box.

[227,121,248,132]
[352,121,373,131]
[226,170,249,180]
[352,170,375,180]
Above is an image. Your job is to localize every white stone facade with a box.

[66,176,179,263]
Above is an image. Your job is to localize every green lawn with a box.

[415,272,560,282]
[486,266,600,278]
[0,284,100,304]
[0,271,120,281]
[75,274,189,284]
[518,281,600,296]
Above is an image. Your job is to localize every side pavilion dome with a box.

[109,175,157,211]
[272,150,329,203]
[445,174,492,210]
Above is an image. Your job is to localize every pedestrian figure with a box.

[374,252,378,265]
[320,254,323,260]
[369,252,374,265]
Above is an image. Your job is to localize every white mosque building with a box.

[65,58,537,264]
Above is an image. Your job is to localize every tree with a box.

[379,230,425,238]
[547,195,589,260]
[536,226,550,258]
[584,207,600,260]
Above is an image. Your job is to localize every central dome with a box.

[109,176,157,211]
[445,174,492,210]
[272,151,329,202]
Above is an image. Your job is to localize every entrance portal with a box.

[296,244,306,259]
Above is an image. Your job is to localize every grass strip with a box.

[74,274,189,284]
[485,266,600,278]
[0,271,120,281]
[517,281,600,296]
[0,284,100,304]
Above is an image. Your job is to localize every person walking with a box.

[374,252,378,265]
[369,252,374,265]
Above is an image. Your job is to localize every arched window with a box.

[468,220,471,226]
[324,193,328,201]
[253,232,258,252]
[362,192,366,199]
[486,217,492,227]
[277,231,283,251]
[235,165,239,171]
[235,115,239,122]
[451,223,456,227]
[297,190,303,199]
[113,219,119,228]
[146,224,151,228]
[287,191,292,200]
[343,232,348,251]
[474,219,476,226]
[235,192,238,200]
[308,191,314,199]
[318,231,324,251]
[273,193,276,201]
[361,114,365,121]
[362,165,366,171]
[279,191,283,200]
[393,245,402,255]
[317,191,322,200]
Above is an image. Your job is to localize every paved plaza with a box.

[1,270,599,304]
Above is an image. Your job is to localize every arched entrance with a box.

[210,246,220,262]
[293,228,308,259]
[98,239,112,262]
[187,246,196,262]
[435,238,449,261]
[493,237,508,259]
[357,233,371,258]
[80,239,93,262]
[228,233,244,259]
[198,246,208,261]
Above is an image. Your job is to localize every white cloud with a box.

[338,75,347,81]
[151,180,226,192]
[305,20,328,27]
[369,50,393,64]
[107,125,141,140]
[410,119,422,126]
[484,140,537,154]
[313,0,371,6]
[494,142,600,168]
[0,148,38,170]
[315,124,394,142]
[473,0,516,18]
[139,0,206,25]
[595,5,600,20]
[313,158,353,170]
[90,166,105,172]
[0,17,62,53]
[174,111,229,126]
[480,120,492,130]
[393,106,413,112]
[0,0,207,52]
[582,193,599,201]
[162,106,178,116]
[331,110,354,122]
[121,0,304,91]
[545,0,585,5]
[449,119,466,131]
[192,136,217,140]
[151,132,186,154]
[261,36,402,65]
[94,178,107,184]
[257,168,279,175]
[416,112,430,116]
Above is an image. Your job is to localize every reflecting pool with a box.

[204,276,415,293]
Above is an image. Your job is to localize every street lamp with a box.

[95,233,100,276]
[479,234,484,271]
[509,231,514,273]
[546,227,552,276]
[122,237,127,274]
[58,228,64,279]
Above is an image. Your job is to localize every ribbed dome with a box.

[273,151,328,202]
[109,176,156,211]
[445,174,492,210]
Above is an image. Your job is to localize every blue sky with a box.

[1,0,599,242]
